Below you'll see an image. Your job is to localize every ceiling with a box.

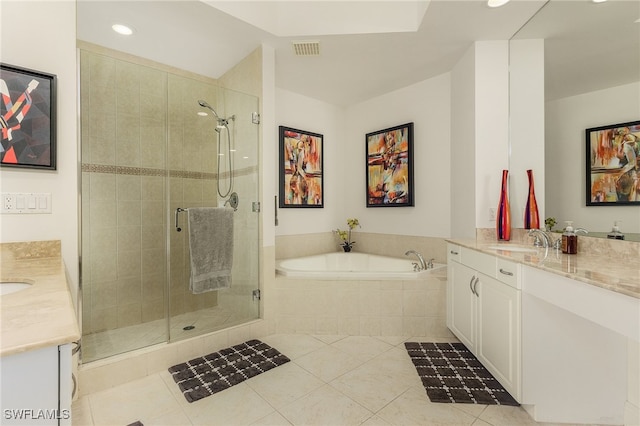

[76,0,639,107]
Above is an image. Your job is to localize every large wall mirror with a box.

[511,0,640,241]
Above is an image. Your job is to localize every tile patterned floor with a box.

[72,334,575,426]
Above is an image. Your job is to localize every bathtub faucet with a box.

[405,250,427,271]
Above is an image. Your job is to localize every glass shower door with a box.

[167,78,260,341]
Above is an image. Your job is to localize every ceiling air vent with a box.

[292,41,320,56]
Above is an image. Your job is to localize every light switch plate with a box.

[1,192,51,214]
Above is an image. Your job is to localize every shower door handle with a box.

[175,207,186,232]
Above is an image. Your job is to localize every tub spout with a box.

[405,250,427,271]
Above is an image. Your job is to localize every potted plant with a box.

[335,218,360,252]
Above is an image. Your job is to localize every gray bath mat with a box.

[405,342,519,406]
[168,339,290,403]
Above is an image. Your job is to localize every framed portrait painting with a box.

[366,122,414,207]
[279,126,324,208]
[0,63,57,170]
[586,120,640,205]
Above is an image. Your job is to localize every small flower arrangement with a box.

[335,218,360,252]
[544,217,557,232]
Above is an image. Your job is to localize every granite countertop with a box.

[447,232,640,300]
[0,241,80,357]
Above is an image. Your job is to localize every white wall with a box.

[274,88,346,236]
[474,41,510,230]
[275,73,452,238]
[0,1,79,303]
[510,39,545,229]
[344,73,452,237]
[261,44,276,247]
[546,81,640,234]
[450,45,476,239]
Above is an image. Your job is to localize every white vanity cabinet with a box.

[0,343,73,425]
[447,243,521,401]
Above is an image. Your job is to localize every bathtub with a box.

[275,252,446,280]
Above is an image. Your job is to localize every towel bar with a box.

[175,206,236,232]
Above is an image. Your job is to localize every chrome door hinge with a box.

[251,112,260,124]
[252,201,261,212]
[252,289,261,301]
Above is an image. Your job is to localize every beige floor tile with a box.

[71,396,94,426]
[330,336,393,362]
[250,411,293,426]
[261,334,327,359]
[375,335,408,346]
[376,386,477,425]
[246,362,325,409]
[329,365,413,412]
[278,384,373,426]
[471,419,493,426]
[451,402,489,418]
[361,415,392,425]
[312,334,348,344]
[146,408,193,425]
[88,374,182,426]
[180,382,275,426]
[295,345,363,382]
[330,347,418,412]
[477,405,541,426]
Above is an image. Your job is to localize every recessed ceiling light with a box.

[592,0,607,3]
[197,112,208,117]
[112,24,134,35]
[487,0,510,8]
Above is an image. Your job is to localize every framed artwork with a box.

[0,63,57,170]
[279,126,324,208]
[586,120,640,205]
[366,122,414,207]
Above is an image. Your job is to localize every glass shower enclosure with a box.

[79,47,260,363]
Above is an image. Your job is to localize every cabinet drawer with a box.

[461,248,496,277]
[448,244,461,263]
[496,258,520,289]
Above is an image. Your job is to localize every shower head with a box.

[198,99,221,119]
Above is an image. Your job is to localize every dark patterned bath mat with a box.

[168,339,290,403]
[405,342,519,406]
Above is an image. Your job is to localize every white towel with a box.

[187,207,234,294]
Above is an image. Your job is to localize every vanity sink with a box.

[486,245,539,253]
[0,281,32,296]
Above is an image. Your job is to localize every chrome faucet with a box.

[405,250,427,271]
[528,229,560,249]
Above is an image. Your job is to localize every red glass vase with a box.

[496,170,511,241]
[524,169,540,229]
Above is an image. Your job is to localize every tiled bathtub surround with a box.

[273,270,451,338]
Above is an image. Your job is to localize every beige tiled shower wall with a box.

[80,47,220,334]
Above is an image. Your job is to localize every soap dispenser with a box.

[607,221,625,240]
[561,221,578,254]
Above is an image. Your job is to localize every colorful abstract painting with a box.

[279,126,323,208]
[586,120,640,205]
[0,63,56,170]
[366,122,414,207]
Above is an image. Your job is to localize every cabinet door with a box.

[0,346,59,425]
[476,273,521,400]
[448,261,477,350]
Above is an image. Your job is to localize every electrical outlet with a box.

[3,194,14,211]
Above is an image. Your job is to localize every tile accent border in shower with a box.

[81,163,258,179]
